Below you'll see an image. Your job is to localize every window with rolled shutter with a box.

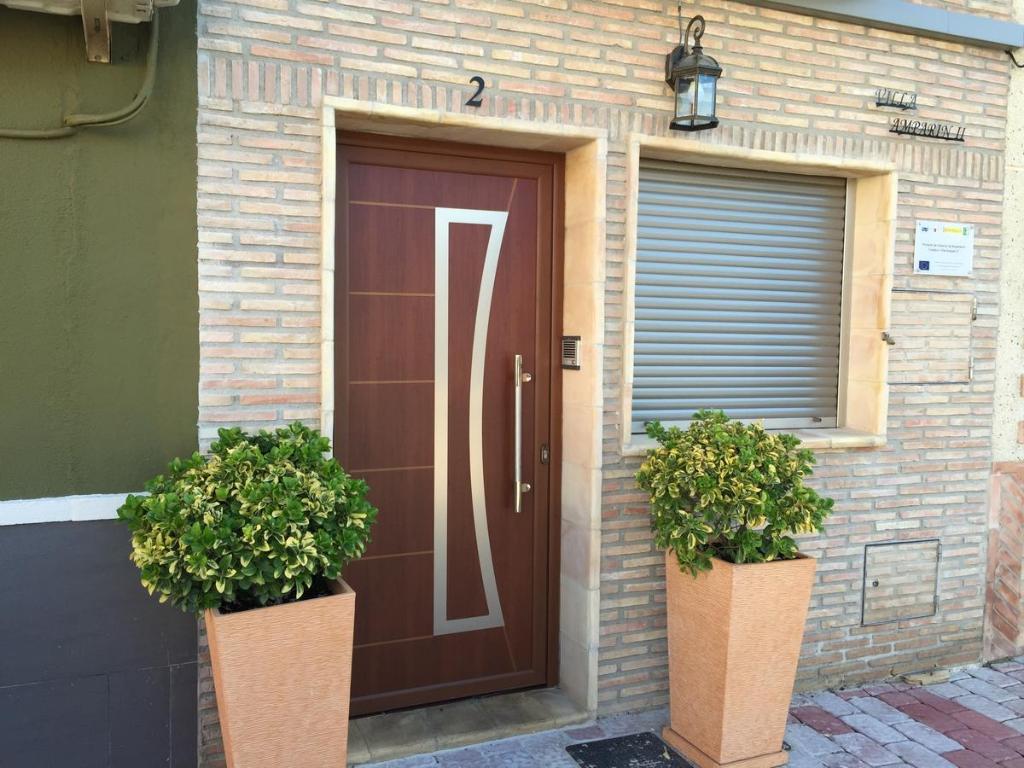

[630,160,847,434]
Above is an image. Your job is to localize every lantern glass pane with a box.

[697,73,717,117]
[675,77,695,121]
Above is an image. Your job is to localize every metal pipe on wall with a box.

[0,9,159,140]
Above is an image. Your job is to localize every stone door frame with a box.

[319,97,607,713]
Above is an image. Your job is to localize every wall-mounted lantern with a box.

[664,12,722,132]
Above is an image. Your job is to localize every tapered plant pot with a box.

[205,579,355,768]
[662,553,816,768]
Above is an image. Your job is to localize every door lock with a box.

[540,444,550,465]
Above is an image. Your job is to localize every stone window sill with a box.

[621,428,886,457]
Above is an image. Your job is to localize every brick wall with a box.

[197,617,224,767]
[194,0,1012,758]
[984,464,1024,660]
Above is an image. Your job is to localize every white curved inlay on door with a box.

[433,207,508,637]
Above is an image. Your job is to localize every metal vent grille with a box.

[862,539,941,626]
[562,336,581,370]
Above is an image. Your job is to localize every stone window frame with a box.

[621,135,897,456]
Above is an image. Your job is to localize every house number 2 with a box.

[466,76,485,108]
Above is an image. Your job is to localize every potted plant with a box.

[118,423,376,768]
[636,410,832,768]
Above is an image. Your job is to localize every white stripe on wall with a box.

[0,492,143,526]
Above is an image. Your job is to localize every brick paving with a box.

[364,660,1024,767]
[784,662,1024,768]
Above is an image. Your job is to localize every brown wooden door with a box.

[335,134,562,716]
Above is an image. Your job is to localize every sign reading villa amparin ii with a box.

[890,117,966,142]
[875,87,917,110]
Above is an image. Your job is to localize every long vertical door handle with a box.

[514,354,532,513]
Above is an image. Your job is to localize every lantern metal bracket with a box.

[665,11,707,86]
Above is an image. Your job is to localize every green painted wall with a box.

[0,2,198,500]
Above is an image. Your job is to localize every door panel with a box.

[349,468,432,557]
[345,382,432,471]
[347,205,435,293]
[335,136,561,715]
[347,294,433,381]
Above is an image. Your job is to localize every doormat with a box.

[565,732,691,768]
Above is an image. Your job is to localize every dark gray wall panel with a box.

[170,663,200,766]
[0,521,197,768]
[0,676,109,768]
[109,666,171,768]
[0,520,195,687]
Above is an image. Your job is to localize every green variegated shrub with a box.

[635,410,832,576]
[118,423,377,614]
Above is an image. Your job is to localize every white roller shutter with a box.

[631,160,847,434]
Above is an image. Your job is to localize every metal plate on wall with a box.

[888,290,973,385]
[862,539,941,626]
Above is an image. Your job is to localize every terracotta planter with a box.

[662,553,816,768]
[205,579,355,768]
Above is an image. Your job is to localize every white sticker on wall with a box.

[914,220,974,276]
